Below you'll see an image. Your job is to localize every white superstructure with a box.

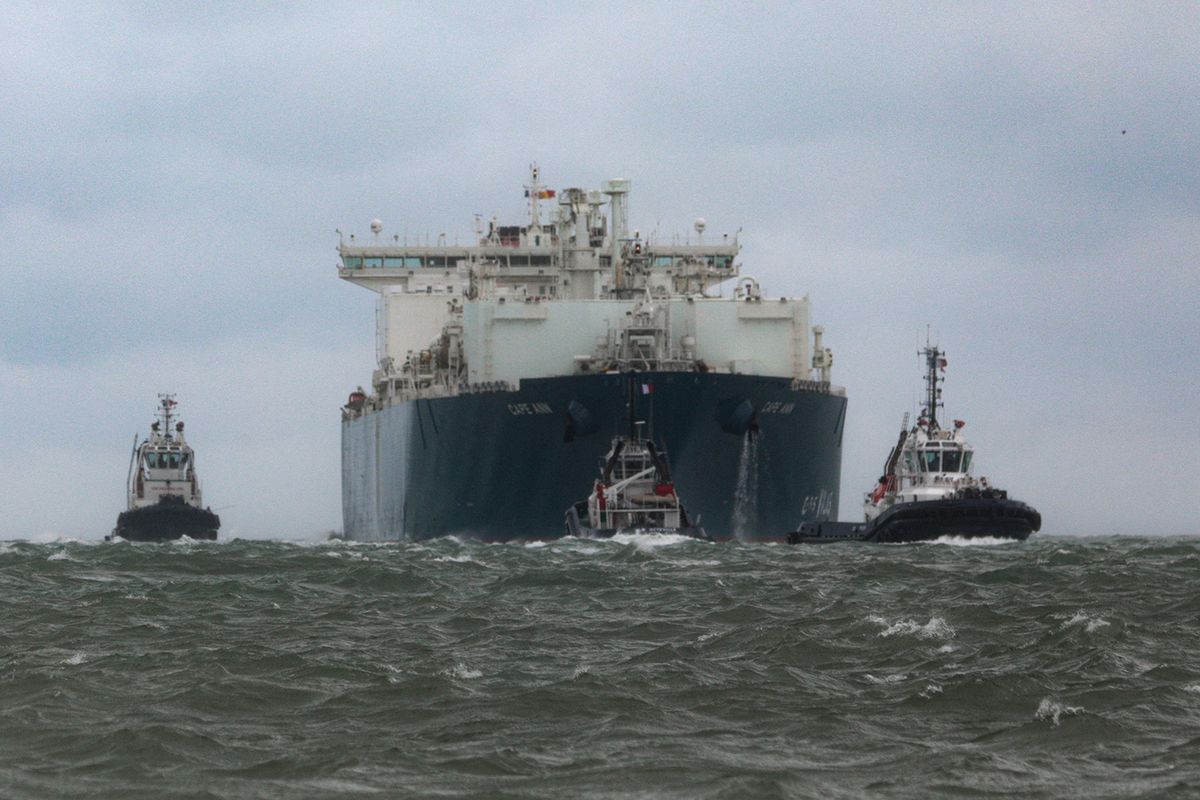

[337,166,838,414]
[126,394,204,511]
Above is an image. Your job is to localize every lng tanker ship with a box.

[336,167,846,541]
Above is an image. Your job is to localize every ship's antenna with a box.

[158,393,176,441]
[526,163,543,234]
[920,341,944,430]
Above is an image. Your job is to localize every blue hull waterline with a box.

[342,372,846,542]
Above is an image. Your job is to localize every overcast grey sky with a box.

[2,3,1197,539]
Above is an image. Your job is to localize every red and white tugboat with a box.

[789,344,1040,544]
[110,395,220,542]
[565,379,709,540]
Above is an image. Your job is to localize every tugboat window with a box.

[942,450,962,473]
[921,451,941,472]
[963,452,973,472]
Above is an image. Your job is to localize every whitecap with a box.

[444,663,482,680]
[920,683,943,699]
[523,540,549,549]
[434,554,476,563]
[61,652,86,666]
[865,672,907,684]
[928,535,1018,547]
[1035,697,1084,726]
[1183,684,1200,694]
[47,549,71,562]
[869,615,956,640]
[1060,611,1110,633]
[610,532,700,551]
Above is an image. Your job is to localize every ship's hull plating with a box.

[342,372,846,542]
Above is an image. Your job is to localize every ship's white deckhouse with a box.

[338,167,835,410]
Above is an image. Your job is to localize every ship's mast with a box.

[525,163,543,235]
[602,179,630,290]
[157,393,177,442]
[920,345,945,430]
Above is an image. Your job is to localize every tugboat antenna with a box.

[158,393,176,441]
[921,344,944,430]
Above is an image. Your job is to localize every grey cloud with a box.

[1,2,1197,537]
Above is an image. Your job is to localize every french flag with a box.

[641,383,654,395]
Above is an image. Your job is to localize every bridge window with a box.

[942,449,962,473]
[920,451,940,472]
[146,451,187,470]
[363,257,383,268]
[963,452,973,472]
[342,256,362,269]
[652,256,673,268]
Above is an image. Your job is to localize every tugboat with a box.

[564,379,710,541]
[110,395,220,542]
[789,344,1040,544]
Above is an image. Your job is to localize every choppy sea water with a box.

[3,535,1200,799]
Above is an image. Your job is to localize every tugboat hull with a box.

[112,496,220,542]
[788,496,1040,544]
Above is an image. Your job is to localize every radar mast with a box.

[920,343,946,430]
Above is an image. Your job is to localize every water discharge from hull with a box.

[732,431,760,541]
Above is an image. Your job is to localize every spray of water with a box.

[731,432,759,541]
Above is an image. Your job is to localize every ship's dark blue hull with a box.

[342,372,846,541]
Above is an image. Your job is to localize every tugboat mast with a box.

[157,393,177,441]
[920,345,945,430]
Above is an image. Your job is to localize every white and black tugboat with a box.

[789,344,1040,544]
[565,379,710,541]
[110,395,220,542]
